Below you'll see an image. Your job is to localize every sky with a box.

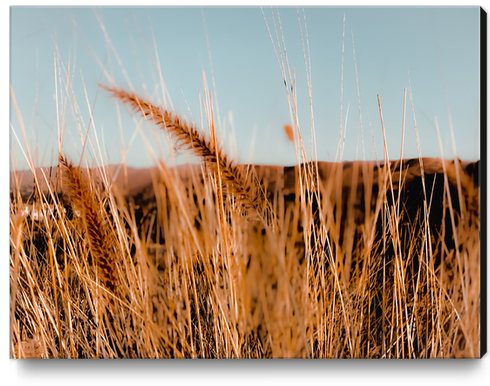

[9,6,481,170]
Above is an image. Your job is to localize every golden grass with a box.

[8,40,481,359]
[100,85,265,222]
[9,82,480,358]
[58,155,118,298]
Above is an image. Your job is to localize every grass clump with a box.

[10,83,480,357]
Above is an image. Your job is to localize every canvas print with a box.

[9,6,483,358]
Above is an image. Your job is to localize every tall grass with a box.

[9,86,480,358]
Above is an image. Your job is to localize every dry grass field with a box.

[9,82,481,358]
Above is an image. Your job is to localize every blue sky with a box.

[9,6,481,169]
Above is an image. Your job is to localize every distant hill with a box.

[10,163,200,200]
[10,158,479,203]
